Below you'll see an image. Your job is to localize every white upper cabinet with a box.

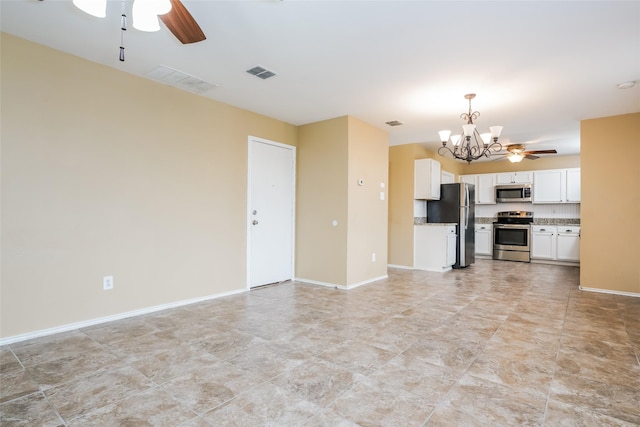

[441,170,455,184]
[459,174,496,204]
[565,168,581,203]
[414,158,441,200]
[533,168,580,203]
[477,174,497,204]
[533,170,564,203]
[496,171,532,184]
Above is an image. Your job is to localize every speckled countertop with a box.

[476,217,580,225]
[413,218,457,226]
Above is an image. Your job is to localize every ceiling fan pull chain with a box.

[119,0,127,62]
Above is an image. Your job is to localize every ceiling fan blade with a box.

[524,154,540,160]
[159,0,206,44]
[524,149,558,155]
[490,154,509,161]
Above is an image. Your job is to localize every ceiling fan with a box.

[69,0,206,45]
[158,0,206,44]
[501,144,558,162]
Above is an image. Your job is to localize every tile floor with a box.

[1,260,639,426]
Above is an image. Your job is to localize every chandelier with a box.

[438,94,503,164]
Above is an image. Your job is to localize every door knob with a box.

[252,220,259,225]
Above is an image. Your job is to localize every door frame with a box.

[246,136,296,289]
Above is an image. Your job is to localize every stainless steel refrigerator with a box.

[426,183,475,268]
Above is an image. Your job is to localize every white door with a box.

[247,137,295,288]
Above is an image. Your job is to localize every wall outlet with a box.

[372,253,376,262]
[103,276,113,290]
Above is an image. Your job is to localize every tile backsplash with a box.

[475,202,580,219]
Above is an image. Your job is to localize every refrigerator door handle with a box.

[463,206,469,230]
[466,184,471,207]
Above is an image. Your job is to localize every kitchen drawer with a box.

[557,226,580,234]
[532,225,557,233]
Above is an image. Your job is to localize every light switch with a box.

[380,192,385,200]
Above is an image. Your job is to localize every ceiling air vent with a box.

[146,65,217,94]
[385,120,403,126]
[247,66,277,80]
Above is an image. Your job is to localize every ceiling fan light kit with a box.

[508,153,525,163]
[72,0,106,18]
[438,93,503,164]
[72,0,206,58]
[132,0,172,32]
[502,143,558,162]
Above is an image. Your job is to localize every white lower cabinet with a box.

[414,225,457,272]
[474,224,492,256]
[556,227,581,261]
[531,226,557,260]
[531,225,580,262]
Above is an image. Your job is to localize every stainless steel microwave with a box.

[495,184,532,202]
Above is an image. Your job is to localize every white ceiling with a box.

[2,1,639,159]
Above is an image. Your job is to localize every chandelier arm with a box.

[438,145,457,157]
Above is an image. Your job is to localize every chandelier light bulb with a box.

[480,133,491,145]
[451,134,462,146]
[490,126,503,138]
[462,124,476,137]
[438,130,452,143]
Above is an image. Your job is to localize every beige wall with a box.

[296,117,349,285]
[580,113,640,294]
[296,116,389,287]
[0,34,298,338]
[388,145,416,267]
[387,144,463,267]
[346,117,389,285]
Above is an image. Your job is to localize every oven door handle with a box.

[494,224,531,229]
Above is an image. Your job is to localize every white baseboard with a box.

[387,264,414,270]
[295,274,388,290]
[0,288,246,346]
[578,286,640,298]
[531,259,580,267]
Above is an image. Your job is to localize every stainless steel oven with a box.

[493,211,533,262]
